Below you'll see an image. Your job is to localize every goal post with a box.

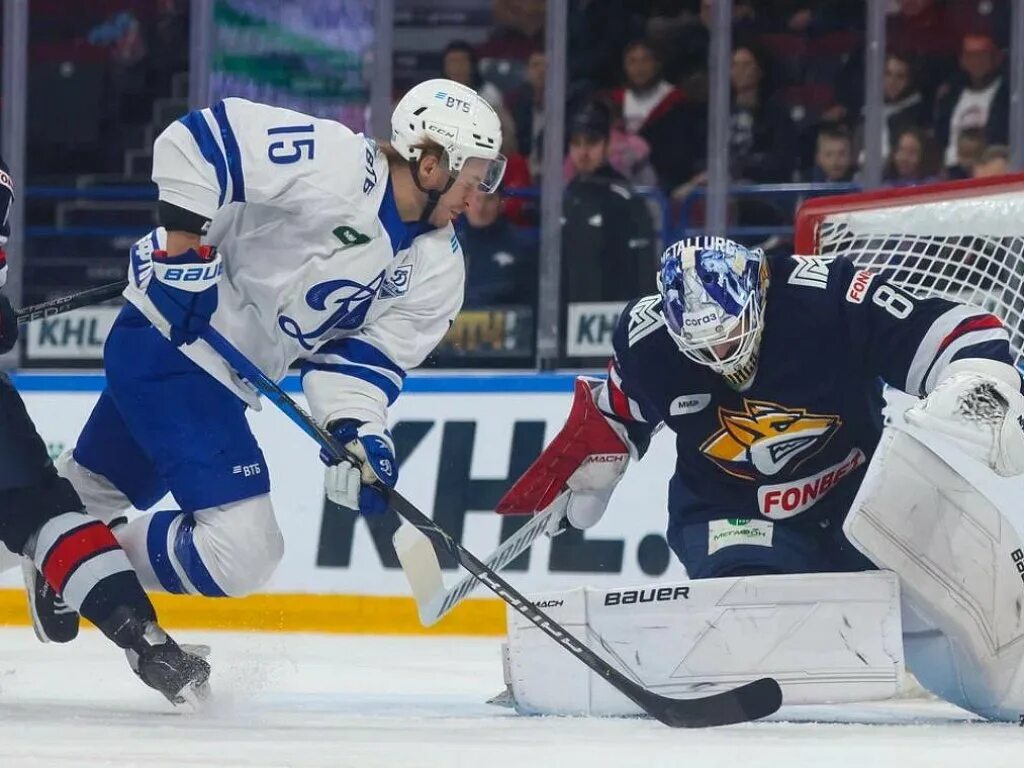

[794,174,1024,365]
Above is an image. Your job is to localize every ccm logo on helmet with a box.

[604,586,690,606]
[846,269,876,304]
[427,123,458,139]
[434,91,472,113]
[1012,549,1024,588]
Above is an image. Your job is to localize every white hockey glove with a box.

[904,358,1024,477]
[321,420,397,515]
[497,377,631,536]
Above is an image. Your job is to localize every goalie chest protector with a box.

[609,252,1013,528]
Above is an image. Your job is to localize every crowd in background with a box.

[10,0,1019,362]
[449,0,1016,322]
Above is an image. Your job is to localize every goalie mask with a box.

[658,236,769,389]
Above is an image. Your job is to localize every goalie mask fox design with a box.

[701,399,842,480]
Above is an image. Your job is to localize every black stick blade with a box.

[648,677,783,728]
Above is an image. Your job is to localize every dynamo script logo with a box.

[279,271,385,350]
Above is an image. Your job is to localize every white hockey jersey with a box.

[125,97,465,429]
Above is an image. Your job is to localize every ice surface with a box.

[0,628,1016,768]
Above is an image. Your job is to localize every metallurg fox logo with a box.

[701,400,841,480]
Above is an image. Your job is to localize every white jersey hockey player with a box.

[26,78,504,635]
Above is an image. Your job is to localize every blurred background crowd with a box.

[5,0,1020,367]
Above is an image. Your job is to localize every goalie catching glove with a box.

[497,377,635,532]
[904,358,1024,477]
[321,419,397,515]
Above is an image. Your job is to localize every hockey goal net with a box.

[795,174,1024,366]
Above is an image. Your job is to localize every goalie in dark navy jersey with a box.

[500,234,1024,721]
[499,234,1020,580]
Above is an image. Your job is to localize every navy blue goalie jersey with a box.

[600,253,1014,531]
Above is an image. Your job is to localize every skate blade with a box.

[170,677,212,712]
[180,643,212,659]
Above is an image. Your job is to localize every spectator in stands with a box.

[972,145,1010,178]
[947,0,1012,49]
[883,126,940,187]
[561,103,657,304]
[615,40,685,136]
[935,33,1009,171]
[811,125,855,183]
[887,0,959,102]
[509,49,546,179]
[880,53,928,158]
[944,126,987,180]
[565,99,656,187]
[611,39,704,193]
[729,44,797,183]
[457,188,537,308]
[837,51,927,167]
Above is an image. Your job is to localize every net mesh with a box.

[814,198,1024,366]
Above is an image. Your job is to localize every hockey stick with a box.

[393,493,568,626]
[16,279,128,324]
[198,324,783,727]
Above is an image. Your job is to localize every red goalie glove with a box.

[497,377,630,527]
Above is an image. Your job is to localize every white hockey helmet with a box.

[390,78,507,193]
[658,236,770,389]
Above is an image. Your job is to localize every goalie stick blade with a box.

[646,676,783,728]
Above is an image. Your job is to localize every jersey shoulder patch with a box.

[787,254,836,290]
[625,294,665,347]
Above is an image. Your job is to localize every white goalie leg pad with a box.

[501,571,904,716]
[844,395,1024,721]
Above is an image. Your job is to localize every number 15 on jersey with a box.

[267,124,315,164]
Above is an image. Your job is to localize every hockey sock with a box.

[113,509,229,597]
[28,511,157,639]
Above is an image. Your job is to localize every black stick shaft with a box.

[16,280,127,324]
[200,325,782,727]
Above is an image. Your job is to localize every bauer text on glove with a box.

[145,245,222,347]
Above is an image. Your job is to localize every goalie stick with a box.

[16,279,128,324]
[393,493,568,627]
[198,324,784,728]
